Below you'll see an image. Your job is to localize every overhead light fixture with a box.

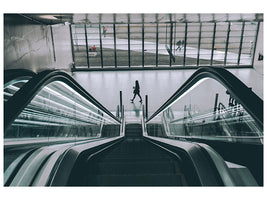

[38,15,58,20]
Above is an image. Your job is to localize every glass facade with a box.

[70,14,259,69]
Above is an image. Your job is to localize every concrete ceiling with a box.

[4,13,263,25]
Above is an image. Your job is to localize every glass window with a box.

[101,24,115,68]
[183,23,200,66]
[130,24,142,67]
[213,22,228,66]
[72,24,88,67]
[226,22,242,65]
[199,23,214,65]
[87,24,101,68]
[144,24,157,67]
[157,23,171,66]
[240,22,258,65]
[70,18,258,69]
[116,24,129,67]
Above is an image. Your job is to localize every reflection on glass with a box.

[5,81,120,142]
[4,79,29,102]
[147,78,262,144]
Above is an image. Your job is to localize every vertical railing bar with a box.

[128,14,131,68]
[142,14,145,67]
[252,21,261,67]
[50,25,56,62]
[120,91,122,117]
[113,23,117,68]
[174,22,176,58]
[145,95,148,120]
[84,24,90,68]
[197,22,202,66]
[183,22,187,66]
[69,24,76,69]
[99,24,104,68]
[224,22,231,66]
[156,14,159,67]
[237,21,245,65]
[169,22,173,67]
[210,22,216,66]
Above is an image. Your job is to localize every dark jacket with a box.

[134,83,140,94]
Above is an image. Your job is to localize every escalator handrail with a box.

[4,70,121,131]
[4,69,36,85]
[146,67,263,130]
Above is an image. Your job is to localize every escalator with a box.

[3,67,263,186]
[68,124,192,186]
[4,69,123,186]
[145,67,263,186]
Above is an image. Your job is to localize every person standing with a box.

[131,80,142,103]
[92,45,96,52]
[103,26,107,37]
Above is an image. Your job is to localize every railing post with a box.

[213,93,219,120]
[145,95,148,120]
[121,105,124,134]
[116,105,120,118]
[142,104,147,136]
[120,91,122,118]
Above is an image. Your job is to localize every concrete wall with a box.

[4,23,73,72]
[50,24,73,70]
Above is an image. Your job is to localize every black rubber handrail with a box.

[146,67,263,131]
[4,70,121,131]
[4,69,36,85]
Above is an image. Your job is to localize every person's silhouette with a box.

[130,80,142,103]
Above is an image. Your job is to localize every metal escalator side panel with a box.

[50,136,123,186]
[144,136,225,186]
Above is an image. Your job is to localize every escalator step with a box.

[87,173,186,186]
[95,161,175,175]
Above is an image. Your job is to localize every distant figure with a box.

[103,26,107,37]
[130,80,142,103]
[176,40,185,51]
[181,40,185,47]
[92,45,96,52]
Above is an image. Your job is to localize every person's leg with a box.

[137,93,142,102]
[131,93,136,102]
